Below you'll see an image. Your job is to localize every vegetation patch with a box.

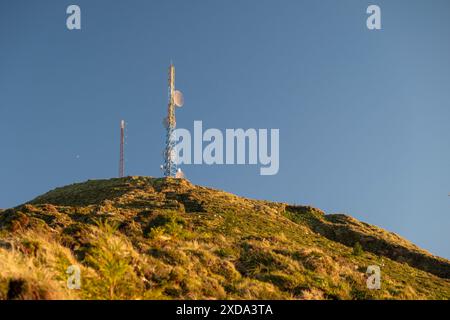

[0,176,448,300]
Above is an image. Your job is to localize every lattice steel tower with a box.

[162,63,184,177]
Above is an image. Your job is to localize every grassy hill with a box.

[0,176,449,300]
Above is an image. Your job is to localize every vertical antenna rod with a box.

[119,120,125,178]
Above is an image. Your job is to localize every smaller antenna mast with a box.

[119,120,125,178]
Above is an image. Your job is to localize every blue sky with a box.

[1,0,449,258]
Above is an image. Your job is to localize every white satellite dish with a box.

[174,90,184,107]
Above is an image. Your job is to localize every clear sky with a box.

[1,0,449,258]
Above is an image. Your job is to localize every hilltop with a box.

[0,176,449,300]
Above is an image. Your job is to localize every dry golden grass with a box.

[0,230,79,299]
[0,176,448,300]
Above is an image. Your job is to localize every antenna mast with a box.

[163,63,184,177]
[119,120,125,178]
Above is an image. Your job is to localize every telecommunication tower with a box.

[119,120,125,178]
[162,63,184,177]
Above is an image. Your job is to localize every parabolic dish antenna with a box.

[174,90,184,107]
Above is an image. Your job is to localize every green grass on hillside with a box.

[0,177,448,300]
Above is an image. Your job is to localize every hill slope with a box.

[0,176,449,300]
